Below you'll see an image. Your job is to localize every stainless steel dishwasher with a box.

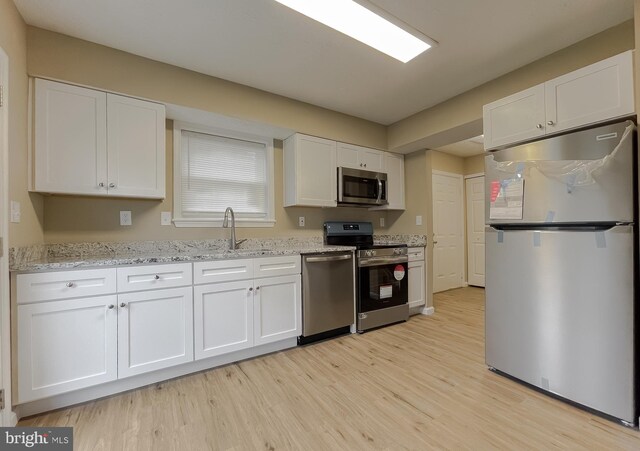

[298,252,355,344]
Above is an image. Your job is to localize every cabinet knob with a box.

[256,286,260,291]
[248,287,253,292]
[66,282,75,288]
[359,163,363,167]
[98,182,105,188]
[363,164,367,168]
[536,124,543,129]
[120,302,126,308]
[154,274,160,280]
[108,304,115,309]
[109,183,116,188]
[547,120,555,126]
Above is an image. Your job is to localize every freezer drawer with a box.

[485,120,635,224]
[485,225,635,423]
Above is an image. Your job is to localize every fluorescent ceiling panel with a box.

[275,0,431,63]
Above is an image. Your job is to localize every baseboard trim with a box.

[421,306,435,316]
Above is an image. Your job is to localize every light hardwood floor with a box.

[19,287,640,450]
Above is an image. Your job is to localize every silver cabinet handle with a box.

[108,304,115,309]
[109,183,116,188]
[306,254,352,263]
[120,302,126,308]
[154,274,160,280]
[98,182,105,188]
[66,282,75,288]
[547,120,555,126]
[536,124,543,129]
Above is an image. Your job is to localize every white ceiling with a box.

[434,136,485,158]
[13,0,634,125]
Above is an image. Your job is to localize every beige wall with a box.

[1,2,43,247]
[431,151,464,175]
[463,155,485,176]
[388,20,635,153]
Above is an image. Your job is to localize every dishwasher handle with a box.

[305,254,352,263]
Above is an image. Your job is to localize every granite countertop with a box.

[10,234,427,273]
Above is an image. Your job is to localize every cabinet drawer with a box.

[407,247,425,262]
[17,268,117,304]
[194,259,254,285]
[117,263,192,292]
[254,255,301,278]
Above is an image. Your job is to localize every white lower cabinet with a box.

[408,247,426,309]
[254,274,301,346]
[117,287,194,378]
[17,295,118,403]
[194,280,254,360]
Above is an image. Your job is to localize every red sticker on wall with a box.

[490,180,501,202]
[394,265,405,281]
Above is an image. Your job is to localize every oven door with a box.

[358,257,408,312]
[338,167,388,206]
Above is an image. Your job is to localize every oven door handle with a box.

[305,254,352,263]
[358,256,407,267]
[376,177,382,204]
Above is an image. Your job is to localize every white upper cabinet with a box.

[337,142,384,172]
[32,78,166,198]
[484,51,634,150]
[371,152,405,211]
[283,133,337,207]
[106,94,165,198]
[34,79,108,196]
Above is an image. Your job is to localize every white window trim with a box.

[173,121,276,228]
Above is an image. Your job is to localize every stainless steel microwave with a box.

[337,167,388,206]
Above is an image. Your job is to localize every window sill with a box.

[173,218,276,228]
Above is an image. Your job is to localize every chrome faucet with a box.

[222,207,247,250]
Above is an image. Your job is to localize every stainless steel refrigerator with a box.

[485,119,637,426]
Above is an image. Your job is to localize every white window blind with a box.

[174,125,275,227]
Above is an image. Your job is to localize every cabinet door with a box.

[408,260,425,309]
[254,274,301,346]
[117,287,193,378]
[483,84,546,150]
[34,78,108,195]
[359,147,384,172]
[17,295,117,403]
[378,152,404,210]
[336,143,360,169]
[193,280,254,360]
[107,94,166,198]
[545,51,634,134]
[283,134,337,207]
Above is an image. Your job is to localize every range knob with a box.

[366,250,375,257]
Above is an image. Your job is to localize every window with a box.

[173,122,275,227]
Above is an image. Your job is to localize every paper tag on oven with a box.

[394,265,405,281]
[380,285,392,299]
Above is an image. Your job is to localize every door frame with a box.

[464,173,485,287]
[0,46,14,426]
[431,170,465,292]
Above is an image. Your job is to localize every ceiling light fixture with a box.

[274,0,433,63]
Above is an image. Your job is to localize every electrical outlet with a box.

[10,201,20,223]
[298,216,305,227]
[379,217,385,227]
[160,211,172,226]
[416,215,423,226]
[120,211,132,226]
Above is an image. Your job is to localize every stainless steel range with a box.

[324,221,409,332]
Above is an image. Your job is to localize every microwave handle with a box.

[376,177,382,204]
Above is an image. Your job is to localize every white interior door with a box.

[465,175,485,287]
[432,171,464,293]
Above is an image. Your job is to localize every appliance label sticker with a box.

[490,178,524,220]
[380,285,393,299]
[393,265,405,281]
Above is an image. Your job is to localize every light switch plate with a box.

[120,211,132,226]
[379,217,385,227]
[161,211,172,226]
[416,215,423,226]
[10,201,20,223]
